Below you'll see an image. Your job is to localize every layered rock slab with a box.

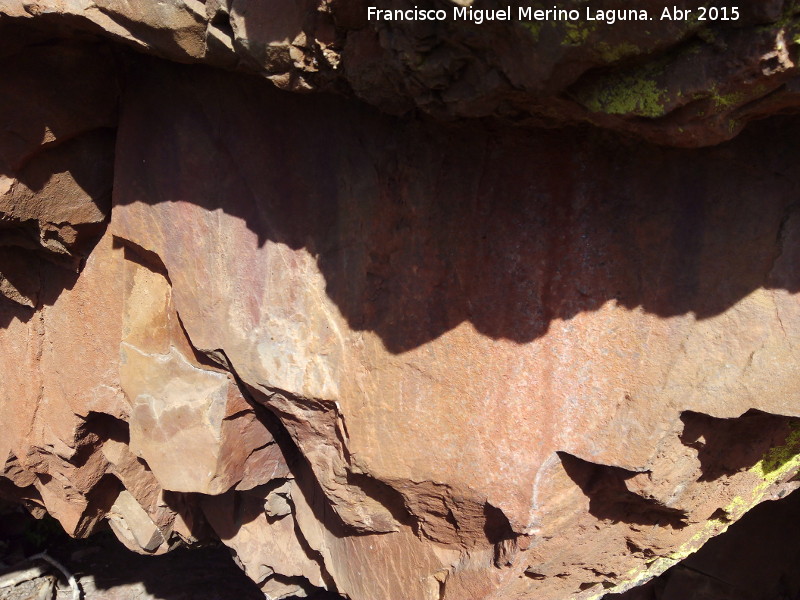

[106,58,800,599]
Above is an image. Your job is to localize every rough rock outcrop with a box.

[6,1,800,146]
[607,487,800,600]
[1,3,800,600]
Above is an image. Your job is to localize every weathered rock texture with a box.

[606,478,800,600]
[1,3,800,600]
[7,0,800,147]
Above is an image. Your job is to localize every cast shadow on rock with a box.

[0,258,81,329]
[602,486,800,600]
[4,38,800,354]
[113,57,800,354]
[557,451,689,529]
[680,409,800,482]
[0,32,119,329]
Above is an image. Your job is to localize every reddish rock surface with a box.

[1,4,800,600]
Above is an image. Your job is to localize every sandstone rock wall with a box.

[2,3,800,600]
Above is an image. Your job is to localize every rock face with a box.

[606,487,800,600]
[1,3,800,600]
[6,0,800,147]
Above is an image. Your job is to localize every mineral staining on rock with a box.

[2,2,800,600]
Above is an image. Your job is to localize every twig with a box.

[28,552,81,600]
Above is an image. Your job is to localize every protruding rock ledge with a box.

[5,1,800,146]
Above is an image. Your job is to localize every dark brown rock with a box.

[7,1,800,146]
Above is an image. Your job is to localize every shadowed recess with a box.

[603,487,800,600]
[680,410,800,482]
[109,57,800,354]
[558,451,689,529]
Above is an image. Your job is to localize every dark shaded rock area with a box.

[604,487,800,600]
[3,486,800,599]
[8,1,800,146]
[0,501,340,600]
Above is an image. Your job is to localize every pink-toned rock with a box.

[1,8,800,600]
[106,58,800,599]
[0,231,125,536]
[120,256,276,496]
[201,486,325,598]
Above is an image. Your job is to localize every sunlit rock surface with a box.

[1,3,800,600]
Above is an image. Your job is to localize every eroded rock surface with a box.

[1,4,800,600]
[7,1,800,146]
